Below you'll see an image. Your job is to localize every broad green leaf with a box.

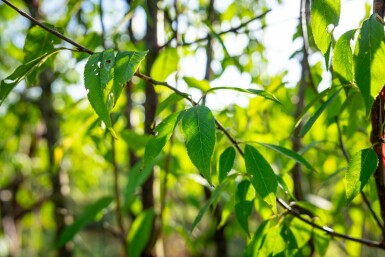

[127,208,155,257]
[183,77,211,92]
[113,51,147,106]
[156,93,184,116]
[150,48,179,81]
[300,88,342,137]
[314,228,330,257]
[280,223,298,257]
[143,111,182,168]
[218,146,236,183]
[84,49,116,135]
[123,160,153,210]
[258,142,315,171]
[120,130,149,151]
[182,106,216,185]
[243,220,270,257]
[191,181,227,232]
[333,30,356,84]
[311,0,341,54]
[205,87,281,104]
[235,180,253,237]
[354,14,385,112]
[256,225,284,257]
[345,148,378,204]
[57,196,113,247]
[0,48,62,104]
[290,217,312,249]
[244,144,278,214]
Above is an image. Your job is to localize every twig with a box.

[160,9,271,49]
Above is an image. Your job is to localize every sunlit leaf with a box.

[258,142,315,171]
[235,180,253,236]
[206,87,281,104]
[191,181,227,232]
[243,220,270,257]
[113,51,147,106]
[218,146,236,183]
[57,196,113,247]
[0,48,63,104]
[300,88,342,137]
[182,106,216,185]
[280,223,298,256]
[156,93,184,116]
[333,29,356,84]
[345,148,378,204]
[143,111,183,168]
[127,208,155,257]
[244,144,277,214]
[183,76,211,92]
[150,48,179,81]
[314,228,330,257]
[84,49,116,135]
[290,217,313,249]
[354,14,385,112]
[311,0,341,54]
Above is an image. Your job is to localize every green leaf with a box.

[183,77,211,92]
[156,93,184,116]
[310,0,341,54]
[218,146,236,183]
[300,88,342,137]
[84,49,115,132]
[182,106,216,185]
[113,51,147,106]
[258,143,315,171]
[127,208,155,257]
[256,225,284,257]
[205,87,281,104]
[0,48,62,104]
[143,111,183,168]
[243,220,270,257]
[333,30,356,84]
[314,228,330,257]
[191,181,227,232]
[57,196,113,247]
[280,223,298,257]
[345,148,378,204]
[244,144,278,214]
[235,180,253,237]
[150,48,179,81]
[354,14,385,112]
[290,217,313,249]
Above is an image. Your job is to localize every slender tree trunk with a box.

[371,0,385,246]
[23,1,72,256]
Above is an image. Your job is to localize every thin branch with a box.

[277,198,385,249]
[99,0,107,49]
[361,190,385,233]
[160,9,271,49]
[1,0,94,55]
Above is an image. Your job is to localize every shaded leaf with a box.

[345,148,378,204]
[182,106,216,185]
[354,14,385,112]
[0,48,62,104]
[333,29,356,84]
[300,88,342,137]
[235,180,253,236]
[218,146,236,183]
[258,142,315,171]
[191,181,227,232]
[243,220,270,257]
[244,144,278,214]
[57,196,113,247]
[127,208,155,257]
[311,0,341,54]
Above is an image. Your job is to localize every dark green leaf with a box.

[182,106,216,185]
[311,0,341,54]
[345,148,378,204]
[235,180,253,236]
[218,146,236,183]
[0,48,62,104]
[333,30,356,84]
[258,143,315,171]
[127,208,155,257]
[57,196,113,247]
[191,181,227,232]
[113,51,147,106]
[300,88,342,137]
[354,14,385,112]
[244,144,278,214]
[143,111,182,168]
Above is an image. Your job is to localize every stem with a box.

[111,137,129,257]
